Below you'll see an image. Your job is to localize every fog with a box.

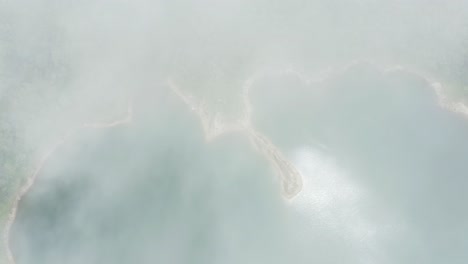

[1,1,468,264]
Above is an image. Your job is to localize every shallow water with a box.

[11,87,294,264]
[11,65,468,264]
[251,64,468,263]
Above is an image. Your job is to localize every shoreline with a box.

[2,103,133,264]
[169,78,304,199]
[3,59,468,264]
[169,60,468,200]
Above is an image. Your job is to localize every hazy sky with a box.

[2,1,468,264]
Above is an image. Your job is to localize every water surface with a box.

[12,66,468,263]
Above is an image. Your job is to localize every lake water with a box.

[11,65,468,263]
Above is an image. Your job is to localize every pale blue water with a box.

[11,87,296,264]
[250,64,468,263]
[11,66,468,264]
